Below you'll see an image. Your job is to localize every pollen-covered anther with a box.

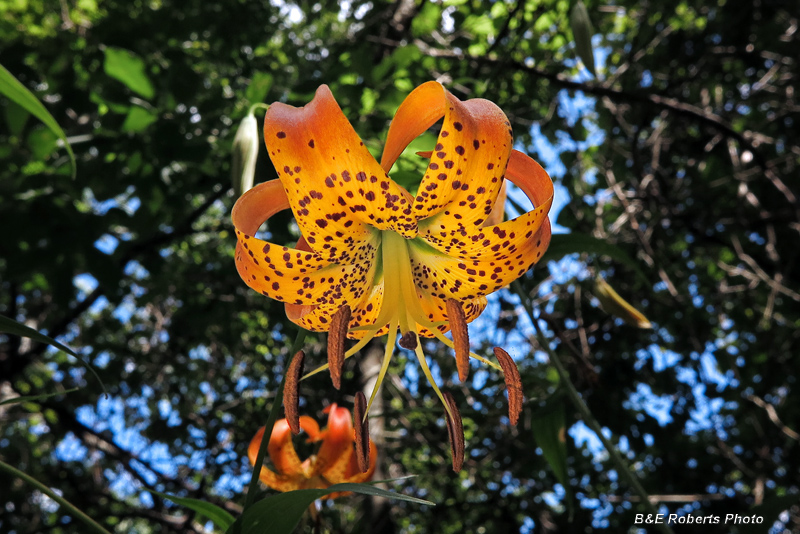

[443,391,465,473]
[283,350,305,434]
[493,347,523,425]
[446,298,470,382]
[353,391,370,473]
[398,331,418,350]
[328,305,351,389]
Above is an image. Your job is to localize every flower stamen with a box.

[328,305,351,389]
[494,347,523,425]
[283,349,305,434]
[353,391,370,473]
[443,391,464,472]
[446,298,470,382]
[398,331,418,350]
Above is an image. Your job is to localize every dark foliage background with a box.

[1,0,798,532]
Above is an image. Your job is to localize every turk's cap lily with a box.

[233,82,553,469]
[248,403,377,494]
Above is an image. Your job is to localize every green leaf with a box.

[531,403,574,517]
[0,314,106,395]
[245,72,273,104]
[121,106,158,133]
[0,388,79,406]
[541,233,649,284]
[4,100,29,136]
[26,126,58,160]
[0,63,76,177]
[570,0,596,77]
[230,483,433,534]
[149,491,235,531]
[103,47,155,99]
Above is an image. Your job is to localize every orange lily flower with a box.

[233,82,553,434]
[248,404,377,493]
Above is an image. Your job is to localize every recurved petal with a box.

[248,418,322,491]
[409,222,551,302]
[315,404,355,478]
[264,85,418,245]
[417,149,553,260]
[233,180,378,311]
[342,440,378,483]
[382,82,512,228]
[381,81,447,172]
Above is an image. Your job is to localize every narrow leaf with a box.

[0,63,76,177]
[594,277,652,328]
[0,315,106,394]
[531,403,574,517]
[231,483,433,534]
[570,0,596,77]
[150,491,236,530]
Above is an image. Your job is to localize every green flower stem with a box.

[0,458,112,534]
[242,328,307,514]
[247,103,270,116]
[511,281,673,534]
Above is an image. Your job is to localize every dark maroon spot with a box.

[316,219,328,228]
[444,160,454,169]
[441,131,449,137]
[325,176,335,187]
[429,162,439,170]
[272,282,280,290]
[455,146,465,155]
[473,140,480,149]
[487,163,494,170]
[452,181,461,189]
[308,139,315,148]
[365,191,376,201]
[356,171,367,182]
[435,143,444,150]
[453,122,463,131]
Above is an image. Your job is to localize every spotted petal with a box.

[233,180,377,309]
[382,81,512,231]
[264,85,418,255]
[406,150,553,301]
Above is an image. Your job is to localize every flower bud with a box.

[570,0,596,77]
[231,113,259,196]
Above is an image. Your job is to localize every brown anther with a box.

[327,305,351,389]
[353,391,370,473]
[494,347,523,425]
[443,391,465,473]
[398,331,418,350]
[283,350,305,434]
[446,298,470,382]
